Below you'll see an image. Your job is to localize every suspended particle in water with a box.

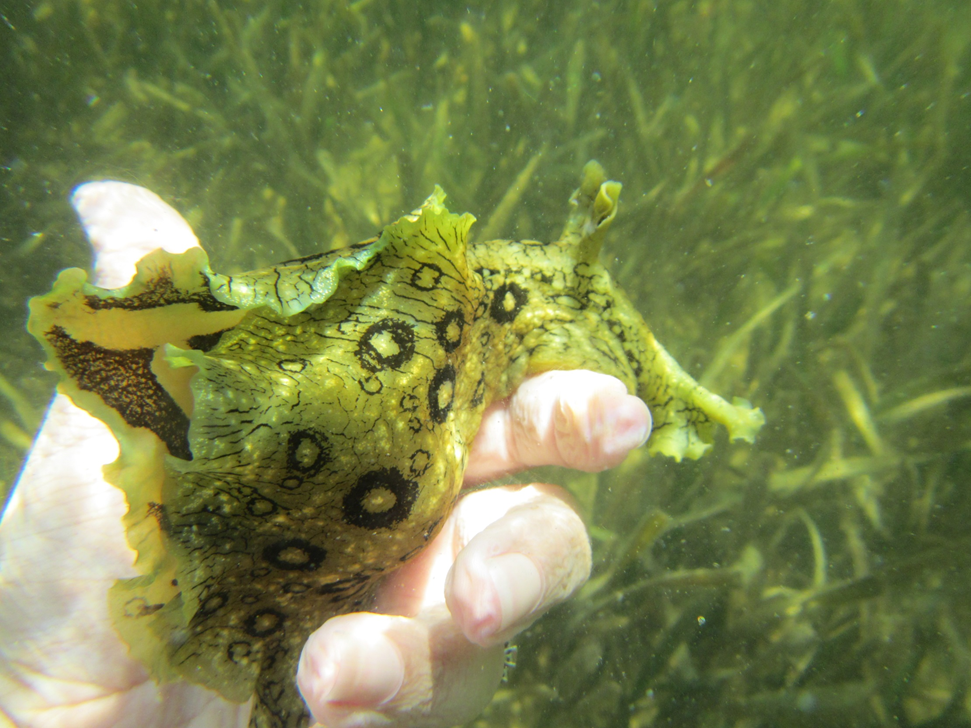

[502,642,518,682]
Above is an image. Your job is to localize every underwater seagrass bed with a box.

[2,0,971,726]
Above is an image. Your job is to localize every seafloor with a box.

[1,1,970,726]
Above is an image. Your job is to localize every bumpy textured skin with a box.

[28,162,763,727]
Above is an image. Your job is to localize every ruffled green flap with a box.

[206,186,463,317]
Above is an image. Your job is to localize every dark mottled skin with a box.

[28,163,763,727]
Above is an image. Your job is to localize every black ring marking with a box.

[359,374,383,395]
[434,310,466,353]
[277,358,308,373]
[343,467,419,529]
[428,364,456,423]
[198,591,229,616]
[489,282,528,323]
[244,608,286,637]
[410,263,443,291]
[247,496,277,517]
[262,538,327,572]
[286,430,330,474]
[227,641,253,665]
[357,319,416,372]
[280,476,305,491]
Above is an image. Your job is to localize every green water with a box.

[2,0,970,725]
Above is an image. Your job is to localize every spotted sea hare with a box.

[28,161,764,727]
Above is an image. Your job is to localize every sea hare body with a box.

[28,162,763,727]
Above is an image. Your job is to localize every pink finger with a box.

[298,608,504,728]
[464,370,651,485]
[445,484,592,647]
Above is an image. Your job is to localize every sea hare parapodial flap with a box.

[28,162,764,727]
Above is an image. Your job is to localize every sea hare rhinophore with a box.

[28,162,764,727]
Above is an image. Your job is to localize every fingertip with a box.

[447,550,543,647]
[299,608,506,728]
[298,619,405,721]
[445,548,500,646]
[553,383,651,471]
[485,553,543,643]
[446,486,592,650]
[598,394,652,465]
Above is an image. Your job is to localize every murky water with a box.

[2,1,970,725]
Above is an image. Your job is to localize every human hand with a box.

[297,363,650,728]
[0,182,651,728]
